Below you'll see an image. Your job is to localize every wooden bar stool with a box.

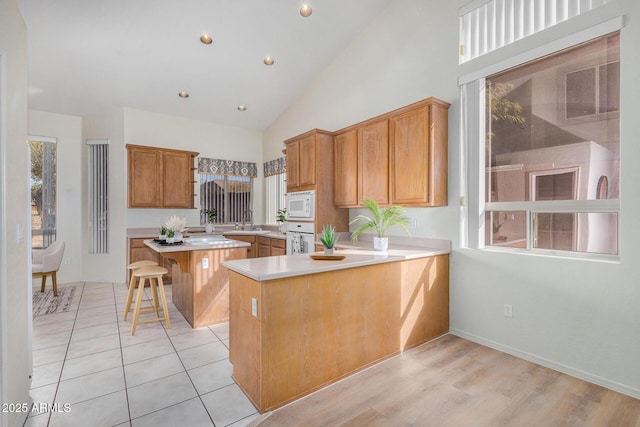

[123,260,158,321]
[130,265,171,335]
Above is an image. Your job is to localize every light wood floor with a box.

[250,334,640,427]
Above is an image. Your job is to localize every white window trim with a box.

[460,19,622,261]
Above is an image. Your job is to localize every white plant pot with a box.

[166,237,175,244]
[373,237,388,251]
[323,247,335,255]
[205,223,215,233]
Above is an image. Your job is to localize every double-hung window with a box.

[264,157,286,225]
[29,136,57,249]
[462,22,621,259]
[198,158,257,225]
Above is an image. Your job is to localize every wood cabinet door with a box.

[162,151,194,208]
[358,120,389,206]
[286,140,300,191]
[333,130,358,207]
[390,107,430,205]
[128,147,162,208]
[298,134,316,188]
[229,235,257,258]
[270,237,285,256]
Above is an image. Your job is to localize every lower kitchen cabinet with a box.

[229,235,257,258]
[127,237,173,284]
[258,235,286,257]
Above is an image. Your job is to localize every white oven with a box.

[286,221,316,254]
[286,190,315,221]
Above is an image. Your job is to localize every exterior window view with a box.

[30,139,57,249]
[484,32,620,255]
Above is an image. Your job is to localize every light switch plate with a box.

[201,258,209,269]
[251,298,258,317]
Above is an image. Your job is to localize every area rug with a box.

[32,286,77,318]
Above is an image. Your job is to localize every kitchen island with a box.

[145,236,249,328]
[223,238,450,413]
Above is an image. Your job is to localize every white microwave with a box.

[286,190,315,220]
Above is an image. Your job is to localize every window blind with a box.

[87,139,109,254]
[459,0,613,63]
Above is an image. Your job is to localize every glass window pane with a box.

[599,62,620,114]
[566,68,596,119]
[30,140,57,249]
[486,33,620,204]
[533,212,618,255]
[485,211,527,248]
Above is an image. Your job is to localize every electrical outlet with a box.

[503,304,513,318]
[409,218,418,229]
[201,258,209,269]
[64,258,71,265]
[251,298,258,317]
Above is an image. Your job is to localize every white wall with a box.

[28,110,83,284]
[263,0,640,397]
[0,1,31,426]
[82,109,126,283]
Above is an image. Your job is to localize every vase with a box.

[279,223,287,234]
[174,232,183,242]
[323,247,335,255]
[205,223,214,233]
[373,237,388,251]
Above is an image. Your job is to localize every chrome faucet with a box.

[242,209,254,230]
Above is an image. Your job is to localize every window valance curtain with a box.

[198,158,257,178]
[263,157,286,177]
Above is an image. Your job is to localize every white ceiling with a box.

[17,0,393,131]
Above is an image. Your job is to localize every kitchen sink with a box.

[185,236,235,245]
[224,230,271,235]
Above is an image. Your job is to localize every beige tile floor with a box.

[26,282,259,427]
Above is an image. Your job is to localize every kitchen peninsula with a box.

[224,237,450,413]
[145,236,249,328]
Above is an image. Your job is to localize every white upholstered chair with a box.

[32,240,65,297]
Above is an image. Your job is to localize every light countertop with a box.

[144,238,250,253]
[223,237,450,281]
[128,227,285,240]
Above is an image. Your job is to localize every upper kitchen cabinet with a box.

[127,144,199,209]
[389,98,449,206]
[284,130,333,193]
[284,129,349,233]
[334,120,389,208]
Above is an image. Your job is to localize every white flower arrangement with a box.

[164,215,187,233]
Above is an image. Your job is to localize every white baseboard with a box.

[449,328,640,400]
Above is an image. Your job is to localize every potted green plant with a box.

[276,208,287,234]
[204,208,217,233]
[320,224,336,255]
[349,198,411,251]
[160,226,168,240]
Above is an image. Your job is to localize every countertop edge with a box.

[223,248,449,281]
[144,239,251,253]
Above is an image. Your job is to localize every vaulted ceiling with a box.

[17,0,393,130]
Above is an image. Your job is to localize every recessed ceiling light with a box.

[200,34,213,45]
[237,105,247,111]
[299,5,312,17]
[178,92,189,98]
[264,56,275,66]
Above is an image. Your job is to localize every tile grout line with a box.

[36,282,85,427]
[159,297,218,427]
[113,281,134,426]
